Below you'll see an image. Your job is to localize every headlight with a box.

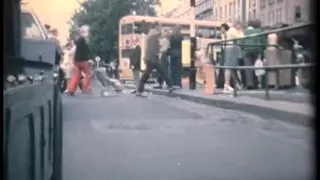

[18,74,26,82]
[7,75,16,83]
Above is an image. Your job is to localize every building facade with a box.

[212,0,247,22]
[163,0,191,19]
[195,0,213,20]
[258,0,310,26]
[165,0,310,26]
[212,0,310,26]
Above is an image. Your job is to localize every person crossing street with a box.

[66,25,92,96]
[136,24,174,97]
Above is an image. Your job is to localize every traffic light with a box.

[190,0,196,7]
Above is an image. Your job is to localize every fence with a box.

[206,23,315,100]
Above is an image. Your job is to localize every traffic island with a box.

[124,84,314,127]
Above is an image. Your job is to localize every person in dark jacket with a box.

[66,25,92,95]
[169,25,184,88]
[136,24,174,97]
[241,19,265,89]
[129,38,141,93]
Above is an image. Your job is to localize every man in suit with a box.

[136,23,174,97]
[169,25,183,88]
[129,38,141,93]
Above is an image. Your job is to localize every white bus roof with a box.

[120,15,230,28]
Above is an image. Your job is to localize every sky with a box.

[25,0,81,44]
[25,0,181,44]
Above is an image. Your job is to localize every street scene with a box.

[62,84,312,180]
[3,0,315,180]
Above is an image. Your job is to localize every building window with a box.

[229,3,232,15]
[276,8,283,23]
[268,10,274,25]
[260,0,266,9]
[225,5,227,20]
[294,6,301,20]
[215,9,217,20]
[220,7,222,20]
[260,14,264,24]
[253,9,256,19]
[253,0,256,7]
[268,0,275,5]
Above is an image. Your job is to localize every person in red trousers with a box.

[66,25,92,96]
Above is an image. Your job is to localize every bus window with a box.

[215,28,222,39]
[208,28,216,38]
[196,29,203,37]
[121,24,134,34]
[134,21,150,34]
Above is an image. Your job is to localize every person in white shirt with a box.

[221,21,244,93]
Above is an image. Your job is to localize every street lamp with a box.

[189,0,196,90]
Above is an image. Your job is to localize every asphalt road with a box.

[62,91,313,180]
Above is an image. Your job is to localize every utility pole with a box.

[189,0,197,90]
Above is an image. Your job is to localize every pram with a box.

[94,67,124,96]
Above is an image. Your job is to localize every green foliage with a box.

[69,0,159,62]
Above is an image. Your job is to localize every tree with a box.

[69,0,159,62]
[131,0,160,16]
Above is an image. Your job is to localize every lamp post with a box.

[189,0,196,90]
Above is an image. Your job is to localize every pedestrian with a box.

[44,24,51,33]
[60,42,75,92]
[136,23,174,97]
[222,20,244,93]
[154,29,171,89]
[66,25,92,96]
[169,25,184,88]
[129,37,141,93]
[241,19,264,89]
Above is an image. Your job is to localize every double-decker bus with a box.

[118,15,227,82]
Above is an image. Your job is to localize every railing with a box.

[206,23,315,100]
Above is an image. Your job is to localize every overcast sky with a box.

[26,0,180,44]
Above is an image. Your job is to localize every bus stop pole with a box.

[189,0,197,90]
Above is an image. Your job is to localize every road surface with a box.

[62,92,313,180]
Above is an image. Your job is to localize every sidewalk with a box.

[124,83,314,127]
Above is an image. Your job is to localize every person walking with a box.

[129,38,141,93]
[66,25,92,96]
[242,19,264,89]
[154,30,171,89]
[222,21,244,93]
[60,42,75,92]
[136,24,174,97]
[169,26,184,88]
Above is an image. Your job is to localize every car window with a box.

[21,12,44,39]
